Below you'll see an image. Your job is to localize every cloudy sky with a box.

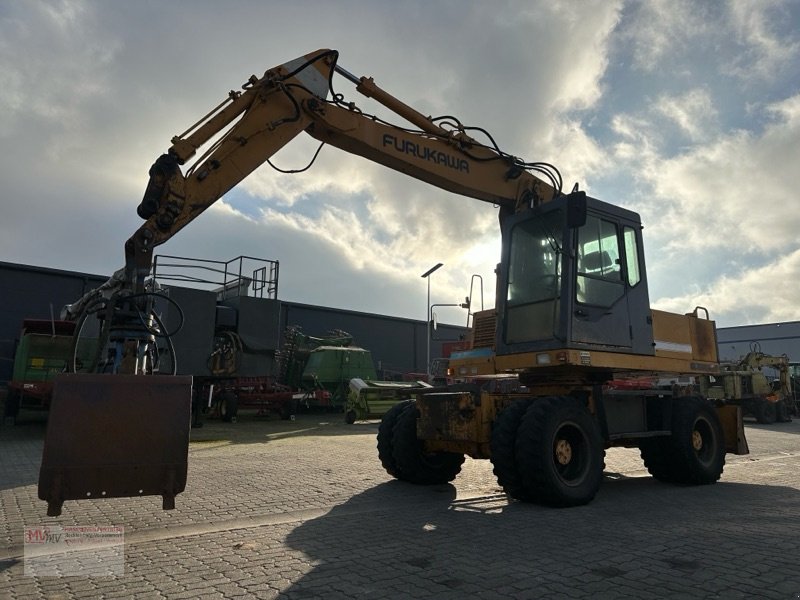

[1,0,799,328]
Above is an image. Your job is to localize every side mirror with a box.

[566,191,587,229]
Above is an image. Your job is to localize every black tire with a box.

[775,400,792,423]
[280,398,300,420]
[668,397,725,484]
[640,436,677,482]
[221,392,238,423]
[3,389,20,424]
[345,410,357,425]
[755,400,777,424]
[377,400,413,478]
[191,389,204,429]
[490,398,534,500]
[514,396,604,507]
[392,404,465,485]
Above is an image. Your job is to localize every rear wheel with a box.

[220,391,238,423]
[640,436,676,482]
[377,400,413,477]
[392,404,464,484]
[190,388,204,429]
[775,400,792,423]
[3,389,20,423]
[280,398,299,420]
[490,398,533,500]
[642,397,725,485]
[515,396,604,507]
[754,400,777,424]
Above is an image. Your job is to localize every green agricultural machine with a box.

[4,320,95,423]
[276,326,377,410]
[345,378,431,424]
[301,345,377,409]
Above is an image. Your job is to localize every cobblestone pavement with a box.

[1,408,799,599]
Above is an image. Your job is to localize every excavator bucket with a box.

[38,373,192,517]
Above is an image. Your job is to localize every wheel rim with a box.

[692,417,716,465]
[555,439,573,465]
[552,422,590,486]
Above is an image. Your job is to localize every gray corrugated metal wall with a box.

[716,322,800,362]
[0,262,467,384]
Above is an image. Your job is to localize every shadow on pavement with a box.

[279,476,800,599]
[189,413,379,446]
[744,419,800,436]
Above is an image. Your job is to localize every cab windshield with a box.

[505,210,563,343]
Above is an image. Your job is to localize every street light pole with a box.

[421,262,444,382]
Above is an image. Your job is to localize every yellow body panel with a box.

[451,309,720,379]
[652,309,718,363]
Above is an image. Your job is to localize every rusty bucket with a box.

[38,373,192,516]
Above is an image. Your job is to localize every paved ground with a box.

[1,406,799,599]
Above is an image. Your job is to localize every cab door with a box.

[571,213,632,349]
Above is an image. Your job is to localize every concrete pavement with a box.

[1,408,799,599]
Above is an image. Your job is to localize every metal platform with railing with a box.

[152,255,279,300]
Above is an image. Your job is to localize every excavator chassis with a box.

[38,374,192,516]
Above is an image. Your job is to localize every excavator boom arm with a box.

[125,49,558,291]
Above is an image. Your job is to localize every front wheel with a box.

[514,396,604,507]
[377,400,413,477]
[490,398,533,500]
[392,404,464,485]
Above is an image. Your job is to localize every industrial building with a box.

[7,258,800,388]
[717,321,800,363]
[0,260,468,388]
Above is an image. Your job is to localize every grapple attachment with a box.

[38,373,192,517]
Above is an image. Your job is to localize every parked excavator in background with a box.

[700,343,796,424]
[39,49,749,516]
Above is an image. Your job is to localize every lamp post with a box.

[421,262,443,381]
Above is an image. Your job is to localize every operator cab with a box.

[496,192,655,357]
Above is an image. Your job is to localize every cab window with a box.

[623,226,641,286]
[577,216,623,307]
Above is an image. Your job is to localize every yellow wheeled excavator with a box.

[39,49,748,515]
